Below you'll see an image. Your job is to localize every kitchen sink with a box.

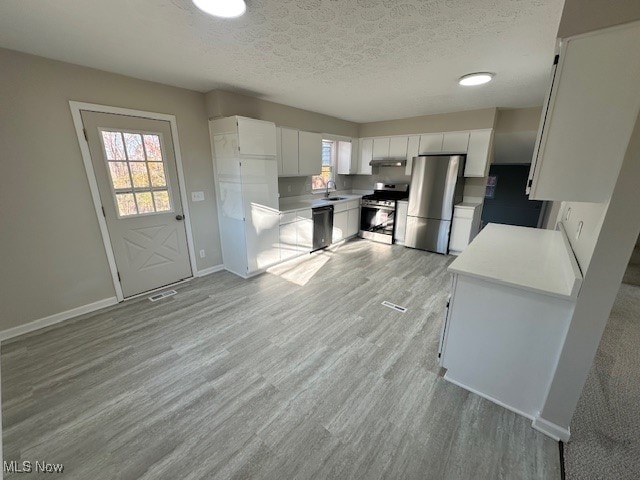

[325,197,347,201]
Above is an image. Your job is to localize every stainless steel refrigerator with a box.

[405,155,465,254]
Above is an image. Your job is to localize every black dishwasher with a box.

[312,205,334,251]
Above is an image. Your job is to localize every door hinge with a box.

[83,128,88,142]
[117,272,121,282]
[101,206,106,217]
[553,54,559,65]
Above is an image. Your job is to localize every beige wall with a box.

[558,0,640,38]
[0,48,220,331]
[495,107,542,133]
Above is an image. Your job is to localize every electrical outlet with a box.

[199,249,206,258]
[576,221,583,239]
[191,191,205,202]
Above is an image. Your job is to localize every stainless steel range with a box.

[359,183,409,244]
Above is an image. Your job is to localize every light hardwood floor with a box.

[2,239,560,479]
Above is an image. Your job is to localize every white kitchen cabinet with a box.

[464,129,493,177]
[279,220,298,262]
[527,22,640,202]
[418,133,444,154]
[394,200,408,245]
[443,131,470,153]
[449,203,483,255]
[372,137,390,159]
[405,135,420,175]
[337,140,354,175]
[210,116,280,278]
[358,138,373,175]
[351,139,359,173]
[333,210,349,243]
[280,127,299,176]
[389,136,409,159]
[296,209,313,252]
[347,207,360,237]
[298,131,322,176]
[237,116,277,156]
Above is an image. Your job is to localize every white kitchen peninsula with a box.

[439,223,582,439]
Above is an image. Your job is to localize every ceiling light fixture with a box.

[192,0,246,18]
[458,72,494,86]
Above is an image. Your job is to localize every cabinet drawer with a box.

[334,201,350,213]
[296,208,312,220]
[453,207,475,220]
[346,199,360,210]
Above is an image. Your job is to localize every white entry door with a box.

[81,111,192,298]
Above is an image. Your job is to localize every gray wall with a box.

[0,48,221,331]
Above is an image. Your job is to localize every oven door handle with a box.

[361,206,395,212]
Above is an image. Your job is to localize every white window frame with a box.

[312,138,338,194]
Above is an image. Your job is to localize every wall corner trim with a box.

[532,415,571,442]
[0,297,118,342]
[196,264,225,277]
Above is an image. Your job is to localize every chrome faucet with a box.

[325,180,337,198]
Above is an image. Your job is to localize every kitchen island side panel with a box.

[442,274,574,419]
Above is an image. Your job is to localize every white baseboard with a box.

[443,373,536,421]
[0,297,118,342]
[196,264,224,277]
[532,415,571,442]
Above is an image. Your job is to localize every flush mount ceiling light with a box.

[192,0,246,18]
[458,72,495,86]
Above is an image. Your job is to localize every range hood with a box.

[369,158,407,167]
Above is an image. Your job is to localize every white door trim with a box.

[69,101,198,301]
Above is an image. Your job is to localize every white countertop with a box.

[448,223,583,299]
[278,194,362,213]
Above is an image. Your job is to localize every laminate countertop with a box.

[278,194,362,213]
[448,223,583,299]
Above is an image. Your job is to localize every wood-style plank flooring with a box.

[2,239,560,479]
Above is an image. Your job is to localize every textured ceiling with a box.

[0,0,563,122]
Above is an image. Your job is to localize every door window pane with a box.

[116,193,137,216]
[108,162,131,189]
[100,128,174,218]
[148,162,166,187]
[102,131,126,160]
[136,192,154,213]
[123,133,145,160]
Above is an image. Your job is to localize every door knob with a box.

[176,214,184,221]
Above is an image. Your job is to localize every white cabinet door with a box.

[372,137,390,159]
[237,117,276,156]
[351,139,359,173]
[419,133,444,154]
[394,200,408,244]
[298,131,322,176]
[296,209,313,252]
[443,131,470,153]
[279,222,298,262]
[347,208,360,237]
[359,138,373,175]
[337,140,353,175]
[281,127,299,176]
[333,211,349,243]
[528,23,640,202]
[465,129,493,177]
[275,127,282,176]
[405,135,420,176]
[389,136,408,158]
[449,216,473,253]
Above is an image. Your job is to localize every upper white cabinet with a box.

[405,135,420,175]
[465,129,493,177]
[419,133,444,154]
[278,128,322,177]
[389,136,409,158]
[443,131,470,153]
[236,116,277,156]
[527,23,640,202]
[275,126,282,176]
[358,138,373,175]
[337,140,354,175]
[372,137,391,159]
[298,131,322,176]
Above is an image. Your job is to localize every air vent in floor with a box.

[381,301,407,313]
[148,290,177,302]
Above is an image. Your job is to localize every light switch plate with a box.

[191,191,205,202]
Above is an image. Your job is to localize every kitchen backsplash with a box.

[278,174,353,198]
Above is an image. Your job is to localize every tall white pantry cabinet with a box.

[210,116,281,277]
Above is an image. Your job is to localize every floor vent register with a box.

[381,301,407,313]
